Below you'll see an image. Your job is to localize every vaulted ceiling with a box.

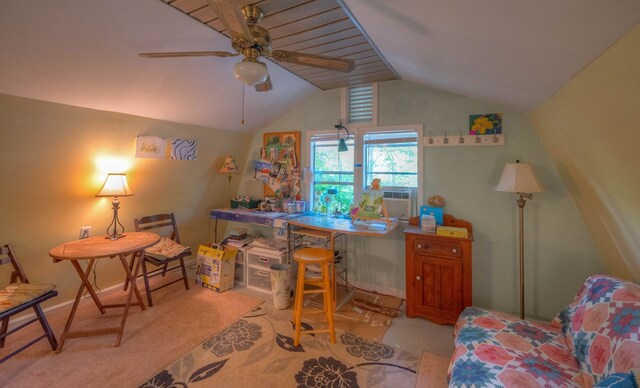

[1,0,639,132]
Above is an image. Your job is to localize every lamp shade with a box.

[338,138,348,152]
[233,60,268,86]
[96,173,133,197]
[495,162,544,193]
[219,156,239,174]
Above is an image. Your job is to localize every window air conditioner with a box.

[382,190,414,220]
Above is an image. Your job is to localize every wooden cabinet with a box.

[404,214,473,324]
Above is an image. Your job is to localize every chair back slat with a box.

[133,213,181,243]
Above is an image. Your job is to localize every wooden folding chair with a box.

[0,244,58,363]
[124,213,190,307]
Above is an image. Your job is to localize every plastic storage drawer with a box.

[247,266,272,292]
[246,249,285,269]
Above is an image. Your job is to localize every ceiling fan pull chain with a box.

[241,83,245,125]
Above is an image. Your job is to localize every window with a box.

[363,130,419,190]
[308,133,354,215]
[342,84,378,126]
[306,125,422,218]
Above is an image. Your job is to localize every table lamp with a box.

[219,156,239,203]
[96,173,134,240]
[495,160,544,319]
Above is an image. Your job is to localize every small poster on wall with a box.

[136,136,166,159]
[469,113,502,135]
[170,138,198,160]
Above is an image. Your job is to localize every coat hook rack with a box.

[424,131,505,147]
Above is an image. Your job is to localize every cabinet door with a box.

[413,254,463,323]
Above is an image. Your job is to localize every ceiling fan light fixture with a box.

[234,59,268,86]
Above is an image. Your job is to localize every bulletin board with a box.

[262,131,301,200]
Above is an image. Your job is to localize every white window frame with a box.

[304,124,423,215]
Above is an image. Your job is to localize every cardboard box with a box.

[196,245,238,292]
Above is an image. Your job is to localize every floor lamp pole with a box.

[517,193,531,319]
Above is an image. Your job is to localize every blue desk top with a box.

[210,208,308,226]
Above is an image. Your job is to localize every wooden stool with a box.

[292,247,336,346]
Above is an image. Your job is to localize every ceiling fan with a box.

[139,0,356,92]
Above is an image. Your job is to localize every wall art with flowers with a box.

[469,113,502,135]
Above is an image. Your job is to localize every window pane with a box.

[311,137,355,215]
[364,131,418,189]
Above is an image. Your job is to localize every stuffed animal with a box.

[427,195,445,208]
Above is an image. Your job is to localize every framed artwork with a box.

[469,113,502,135]
[262,131,301,200]
[136,136,166,159]
[170,138,198,160]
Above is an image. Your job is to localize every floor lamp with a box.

[495,160,544,319]
[219,156,239,202]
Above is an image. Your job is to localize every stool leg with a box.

[293,261,306,347]
[322,261,336,344]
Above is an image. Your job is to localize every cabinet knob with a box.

[416,275,421,281]
[452,248,458,254]
[417,244,422,249]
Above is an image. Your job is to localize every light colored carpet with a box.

[141,302,420,387]
[1,280,262,388]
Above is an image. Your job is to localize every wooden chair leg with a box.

[141,258,153,307]
[0,317,9,348]
[161,262,169,277]
[179,258,190,290]
[293,262,306,347]
[322,261,336,343]
[33,304,57,350]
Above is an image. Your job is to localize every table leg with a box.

[115,251,144,346]
[57,259,103,353]
[73,259,105,314]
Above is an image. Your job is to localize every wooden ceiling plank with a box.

[313,42,372,58]
[291,35,368,56]
[256,0,311,17]
[260,1,340,30]
[170,0,209,14]
[272,19,354,47]
[276,27,358,51]
[268,9,347,38]
[189,5,218,23]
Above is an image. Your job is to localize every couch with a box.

[448,275,640,387]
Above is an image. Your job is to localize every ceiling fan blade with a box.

[271,50,355,73]
[206,0,253,48]
[255,75,272,92]
[139,51,238,58]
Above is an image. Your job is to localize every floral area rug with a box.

[141,303,419,387]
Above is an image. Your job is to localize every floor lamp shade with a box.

[218,156,239,175]
[96,173,133,240]
[495,162,544,194]
[495,161,544,319]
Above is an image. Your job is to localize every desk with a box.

[49,232,160,352]
[287,215,398,308]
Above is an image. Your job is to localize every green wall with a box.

[237,80,605,320]
[0,94,251,305]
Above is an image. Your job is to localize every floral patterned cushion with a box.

[553,275,640,387]
[0,283,56,313]
[145,237,190,259]
[448,307,585,387]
